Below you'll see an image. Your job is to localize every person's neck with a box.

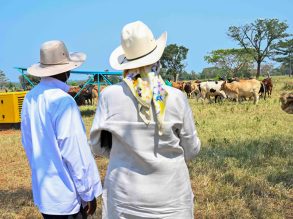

[51,73,67,83]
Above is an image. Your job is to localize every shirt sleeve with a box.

[179,95,201,161]
[21,100,33,166]
[89,92,110,157]
[55,99,103,202]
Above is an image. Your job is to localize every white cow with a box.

[198,81,227,103]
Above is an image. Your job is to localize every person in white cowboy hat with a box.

[90,21,201,218]
[21,40,102,219]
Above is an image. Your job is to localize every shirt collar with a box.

[40,77,70,92]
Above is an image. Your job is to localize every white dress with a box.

[90,82,201,219]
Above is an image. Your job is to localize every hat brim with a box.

[27,52,86,77]
[109,32,167,70]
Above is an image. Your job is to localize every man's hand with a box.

[85,197,97,215]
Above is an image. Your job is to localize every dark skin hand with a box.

[84,197,97,215]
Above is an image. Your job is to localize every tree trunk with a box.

[289,53,292,77]
[174,73,179,82]
[256,61,261,79]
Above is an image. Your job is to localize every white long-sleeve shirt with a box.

[21,77,102,215]
[90,82,200,218]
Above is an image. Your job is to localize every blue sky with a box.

[0,0,292,82]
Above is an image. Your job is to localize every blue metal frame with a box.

[15,67,122,97]
[15,67,35,89]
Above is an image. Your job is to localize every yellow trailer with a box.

[0,91,27,125]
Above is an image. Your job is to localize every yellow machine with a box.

[0,91,27,124]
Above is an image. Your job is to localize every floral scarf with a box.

[123,62,168,135]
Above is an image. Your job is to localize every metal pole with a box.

[101,74,112,85]
[98,73,101,96]
[289,50,292,77]
[16,68,35,89]
[74,76,93,99]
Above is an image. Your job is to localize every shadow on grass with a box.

[0,189,103,218]
[190,135,293,189]
[0,189,35,214]
[0,123,21,130]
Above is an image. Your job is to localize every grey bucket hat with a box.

[28,40,86,77]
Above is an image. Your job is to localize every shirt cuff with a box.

[79,180,103,202]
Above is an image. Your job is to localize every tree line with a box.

[0,18,292,90]
[161,18,292,81]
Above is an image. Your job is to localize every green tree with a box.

[67,80,78,86]
[200,67,225,79]
[228,18,289,79]
[19,74,41,90]
[179,70,199,80]
[270,66,284,76]
[160,44,188,81]
[261,63,274,77]
[159,68,169,80]
[272,38,293,77]
[0,70,9,90]
[108,75,122,84]
[204,48,255,78]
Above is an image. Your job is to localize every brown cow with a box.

[91,85,98,105]
[91,85,107,105]
[183,82,192,98]
[79,85,93,105]
[220,79,262,104]
[68,86,85,106]
[183,80,200,99]
[262,77,273,97]
[171,81,184,90]
[280,92,293,114]
[68,86,92,105]
[68,86,80,93]
[190,80,201,98]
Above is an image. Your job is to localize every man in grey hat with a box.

[21,40,102,218]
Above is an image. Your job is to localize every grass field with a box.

[0,76,292,219]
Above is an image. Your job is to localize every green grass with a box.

[188,76,293,218]
[0,76,292,218]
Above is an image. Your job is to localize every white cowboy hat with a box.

[27,40,86,77]
[109,21,167,70]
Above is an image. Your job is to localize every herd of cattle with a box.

[67,77,293,114]
[68,78,274,106]
[172,77,273,104]
[68,84,100,106]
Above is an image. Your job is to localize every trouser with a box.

[42,207,87,219]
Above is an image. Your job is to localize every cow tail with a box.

[260,82,266,100]
[198,83,202,98]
